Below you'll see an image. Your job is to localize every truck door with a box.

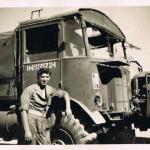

[98,65,130,111]
[21,22,61,90]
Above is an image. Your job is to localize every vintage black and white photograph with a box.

[0,0,150,148]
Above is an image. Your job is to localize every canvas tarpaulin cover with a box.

[0,31,15,78]
[0,31,16,97]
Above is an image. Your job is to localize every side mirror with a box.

[59,41,66,52]
[58,81,62,89]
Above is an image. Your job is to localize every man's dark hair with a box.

[37,68,51,78]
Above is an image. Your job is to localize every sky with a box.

[0,1,150,72]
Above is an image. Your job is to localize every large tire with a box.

[51,112,97,144]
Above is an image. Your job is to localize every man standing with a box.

[20,68,72,144]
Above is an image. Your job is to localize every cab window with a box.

[86,23,125,59]
[24,23,59,63]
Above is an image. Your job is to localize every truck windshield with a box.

[63,17,86,58]
[86,24,125,59]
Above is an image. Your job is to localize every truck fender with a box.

[71,98,106,125]
[51,96,106,125]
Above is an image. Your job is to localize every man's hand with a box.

[24,131,32,142]
[56,90,65,98]
[65,108,72,116]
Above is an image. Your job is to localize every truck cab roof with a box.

[19,8,125,41]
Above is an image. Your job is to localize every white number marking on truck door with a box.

[26,61,56,71]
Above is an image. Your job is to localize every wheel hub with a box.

[51,128,75,144]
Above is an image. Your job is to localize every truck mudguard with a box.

[71,98,106,125]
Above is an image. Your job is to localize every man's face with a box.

[38,73,50,87]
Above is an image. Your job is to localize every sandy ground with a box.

[0,129,150,145]
[134,129,150,143]
[0,138,17,145]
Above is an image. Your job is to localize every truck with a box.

[131,72,150,131]
[0,8,145,144]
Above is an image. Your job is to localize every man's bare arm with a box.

[63,91,72,115]
[21,110,32,142]
[56,90,72,115]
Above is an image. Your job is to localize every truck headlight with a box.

[94,94,102,107]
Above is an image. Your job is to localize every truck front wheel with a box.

[51,128,75,144]
[50,112,97,144]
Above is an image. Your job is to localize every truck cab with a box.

[18,8,130,113]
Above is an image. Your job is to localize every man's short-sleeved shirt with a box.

[20,84,57,113]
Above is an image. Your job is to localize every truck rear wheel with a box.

[51,112,97,144]
[114,128,135,144]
